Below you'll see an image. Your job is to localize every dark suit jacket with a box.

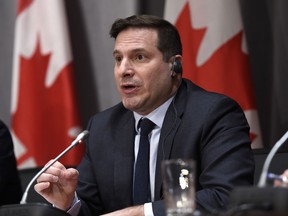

[0,120,22,205]
[77,79,254,216]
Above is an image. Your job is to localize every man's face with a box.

[113,28,177,115]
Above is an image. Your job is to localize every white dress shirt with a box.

[133,97,173,216]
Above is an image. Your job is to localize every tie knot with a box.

[139,118,155,136]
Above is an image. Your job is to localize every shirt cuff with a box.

[67,193,81,216]
[144,203,154,216]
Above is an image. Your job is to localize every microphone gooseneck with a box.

[228,130,288,214]
[20,130,89,204]
[257,131,288,187]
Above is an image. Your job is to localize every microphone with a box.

[257,131,288,187]
[20,130,89,205]
[229,131,288,213]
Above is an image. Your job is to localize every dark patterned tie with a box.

[133,118,155,205]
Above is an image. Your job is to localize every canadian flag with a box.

[164,0,263,148]
[11,0,84,168]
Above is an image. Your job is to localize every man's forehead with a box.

[114,31,158,54]
[115,27,158,43]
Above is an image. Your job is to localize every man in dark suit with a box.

[0,120,22,205]
[35,15,254,216]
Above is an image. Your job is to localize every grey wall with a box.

[0,0,17,126]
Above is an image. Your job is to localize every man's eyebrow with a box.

[113,48,146,56]
[113,50,120,56]
[131,48,146,52]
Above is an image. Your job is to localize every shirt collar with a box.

[133,96,174,133]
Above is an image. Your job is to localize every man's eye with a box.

[115,56,122,62]
[136,55,145,61]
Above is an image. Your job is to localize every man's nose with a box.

[119,59,134,77]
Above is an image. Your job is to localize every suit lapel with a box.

[154,81,187,200]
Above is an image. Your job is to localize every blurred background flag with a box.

[11,0,84,168]
[164,0,263,149]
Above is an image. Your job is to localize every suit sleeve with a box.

[76,118,104,216]
[195,96,254,212]
[152,200,166,216]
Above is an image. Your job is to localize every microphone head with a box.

[75,130,90,143]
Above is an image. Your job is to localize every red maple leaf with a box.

[12,39,84,167]
[176,3,258,142]
[176,3,257,111]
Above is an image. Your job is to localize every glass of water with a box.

[162,159,196,216]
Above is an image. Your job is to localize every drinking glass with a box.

[162,159,196,216]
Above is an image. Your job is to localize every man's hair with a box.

[109,14,182,62]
